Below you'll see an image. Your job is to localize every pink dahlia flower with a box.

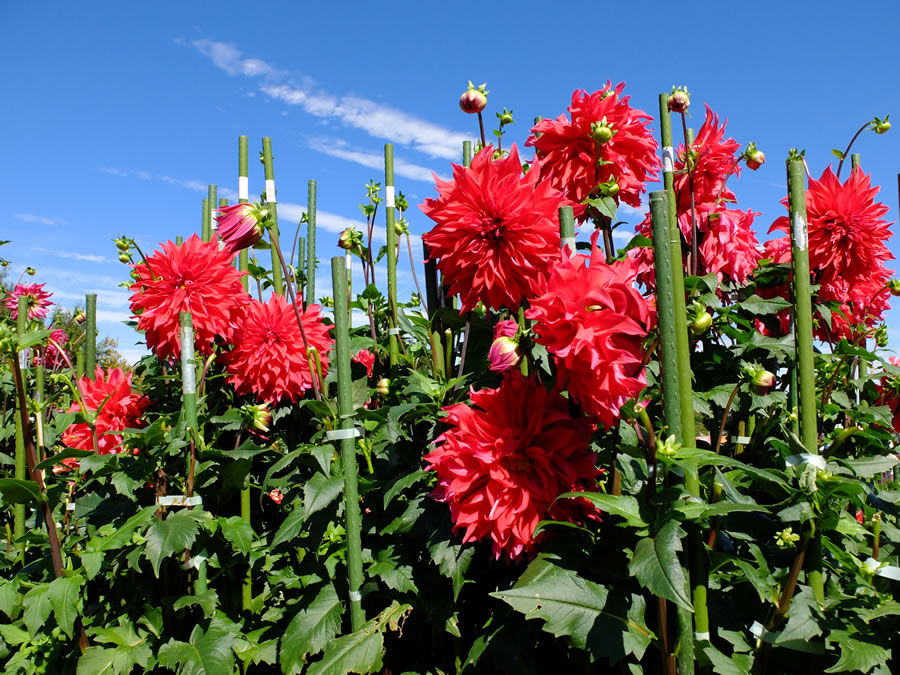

[5,283,53,320]
[215,202,267,253]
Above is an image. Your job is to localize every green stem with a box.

[331,257,365,631]
[836,122,870,179]
[262,137,284,294]
[713,382,741,456]
[85,294,97,374]
[14,297,27,563]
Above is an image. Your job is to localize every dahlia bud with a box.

[394,219,409,237]
[488,336,520,372]
[493,319,518,339]
[459,81,488,114]
[750,370,775,395]
[591,118,614,145]
[667,86,690,114]
[873,115,891,134]
[0,259,8,268]
[743,142,765,170]
[118,253,131,264]
[376,378,391,396]
[875,325,889,348]
[215,202,267,253]
[339,227,362,250]
[888,279,900,296]
[690,311,713,335]
[774,527,800,548]
[244,403,272,433]
[658,435,682,457]
[497,108,514,126]
[115,238,130,252]
[268,488,284,505]
[73,309,86,325]
[25,267,35,276]
[395,191,409,212]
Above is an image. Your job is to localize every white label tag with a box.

[348,590,362,602]
[180,325,196,394]
[266,179,276,203]
[786,453,826,470]
[156,495,202,507]
[345,251,352,271]
[866,557,900,580]
[792,212,807,251]
[385,185,395,208]
[326,427,361,441]
[238,176,249,201]
[662,146,675,173]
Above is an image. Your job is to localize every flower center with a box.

[479,216,505,241]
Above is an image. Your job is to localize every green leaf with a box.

[491,558,611,649]
[18,328,52,349]
[0,477,44,505]
[861,600,900,623]
[383,470,425,509]
[838,455,899,478]
[77,646,148,675]
[281,583,342,672]
[272,505,306,548]
[777,587,822,646]
[0,623,30,646]
[144,509,203,577]
[0,578,20,616]
[35,448,93,471]
[628,521,693,612]
[825,632,891,673]
[158,618,239,675]
[80,551,104,580]
[675,500,768,521]
[99,506,158,551]
[558,492,647,528]
[307,601,412,675]
[219,516,254,554]
[428,538,475,602]
[303,473,344,521]
[173,590,219,619]
[703,645,753,674]
[48,574,83,638]
[737,294,792,315]
[23,583,51,636]
[831,148,845,160]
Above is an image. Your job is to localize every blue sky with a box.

[2,1,899,362]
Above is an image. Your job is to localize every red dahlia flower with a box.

[877,357,900,433]
[424,372,599,560]
[215,202,267,253]
[674,107,742,210]
[5,283,53,320]
[36,328,69,369]
[129,234,249,358]
[768,167,894,298]
[61,367,149,466]
[527,82,659,208]
[528,232,651,428]
[352,349,375,377]
[421,145,572,313]
[224,294,332,404]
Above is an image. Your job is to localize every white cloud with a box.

[15,213,66,226]
[308,138,445,184]
[157,175,239,201]
[96,309,132,323]
[34,248,112,264]
[117,347,150,365]
[612,229,636,243]
[189,40,471,160]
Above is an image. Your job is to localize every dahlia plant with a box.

[1,91,899,675]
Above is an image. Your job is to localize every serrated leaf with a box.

[676,501,768,520]
[158,618,239,675]
[99,506,158,551]
[77,645,148,675]
[281,583,342,672]
[629,521,692,612]
[839,455,899,478]
[737,294,793,315]
[304,473,344,521]
[307,602,412,675]
[383,470,425,509]
[0,623,29,645]
[861,600,900,622]
[219,516,254,554]
[703,645,753,674]
[825,633,890,673]
[559,492,647,528]
[272,505,306,548]
[34,448,93,471]
[48,574,83,637]
[429,538,474,602]
[490,558,610,649]
[173,590,219,619]
[0,477,44,505]
[23,583,51,636]
[144,509,203,577]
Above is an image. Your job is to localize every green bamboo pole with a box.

[176,236,184,247]
[179,312,207,594]
[649,192,683,442]
[331,257,365,631]
[85,294,97,374]
[660,94,703,669]
[298,237,306,299]
[559,205,576,257]
[208,185,218,241]
[14,297,27,561]
[261,138,284,295]
[384,145,400,366]
[850,153,868,387]
[202,198,211,242]
[34,364,44,460]
[237,134,252,612]
[463,141,473,168]
[306,180,317,307]
[76,346,84,379]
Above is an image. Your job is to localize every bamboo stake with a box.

[384,145,400,367]
[176,236,184,247]
[559,205,576,257]
[14,297,27,561]
[331,257,365,631]
[463,141,473,167]
[787,157,824,603]
[202,197,211,243]
[237,135,252,612]
[306,180,317,307]
[207,185,217,242]
[261,138,284,295]
[85,294,97,374]
[851,154,868,388]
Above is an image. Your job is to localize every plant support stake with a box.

[85,293,97,374]
[384,144,400,366]
[331,256,365,631]
[262,137,284,294]
[306,180,317,307]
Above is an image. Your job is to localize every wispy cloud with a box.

[308,138,445,183]
[15,213,67,226]
[189,40,471,160]
[34,247,112,264]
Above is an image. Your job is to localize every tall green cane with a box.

[559,205,575,257]
[384,145,399,366]
[331,257,365,631]
[262,138,284,295]
[306,180,317,307]
[463,141,472,168]
[208,185,218,241]
[202,197,211,243]
[786,157,824,603]
[179,312,207,594]
[237,135,253,610]
[86,294,97,374]
[14,297,27,561]
[660,94,704,668]
[851,154,867,385]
